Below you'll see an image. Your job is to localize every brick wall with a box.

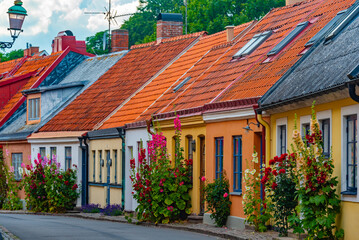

[156,20,183,42]
[111,29,128,52]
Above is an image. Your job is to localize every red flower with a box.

[64,181,69,185]
[274,156,279,162]
[271,182,278,190]
[261,176,268,184]
[269,159,275,165]
[179,181,184,186]
[279,169,286,174]
[263,203,267,209]
[272,170,278,176]
[58,175,63,180]
[130,159,135,169]
[72,184,78,190]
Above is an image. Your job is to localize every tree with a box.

[85,30,110,55]
[0,49,24,62]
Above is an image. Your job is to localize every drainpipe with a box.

[256,109,271,165]
[117,128,126,208]
[79,133,89,206]
[348,83,359,103]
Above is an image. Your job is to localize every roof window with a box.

[173,76,191,92]
[267,21,309,56]
[325,3,359,42]
[233,31,272,59]
[305,10,347,47]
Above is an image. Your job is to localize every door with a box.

[199,137,205,215]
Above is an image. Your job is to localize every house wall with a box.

[205,117,264,224]
[156,115,206,215]
[124,127,152,212]
[29,138,82,206]
[269,97,359,240]
[2,141,31,200]
[88,137,123,208]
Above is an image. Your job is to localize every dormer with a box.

[26,92,41,125]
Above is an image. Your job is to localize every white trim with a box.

[203,108,269,123]
[317,110,332,157]
[276,117,287,156]
[341,104,359,202]
[27,137,80,144]
[300,115,311,136]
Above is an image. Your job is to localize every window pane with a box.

[348,165,356,189]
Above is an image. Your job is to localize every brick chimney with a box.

[226,26,234,42]
[111,29,129,52]
[52,30,86,53]
[24,46,39,57]
[286,0,304,5]
[157,13,183,42]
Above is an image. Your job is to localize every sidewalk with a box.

[0,225,19,240]
[0,210,295,240]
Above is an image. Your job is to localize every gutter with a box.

[116,127,126,208]
[256,108,271,165]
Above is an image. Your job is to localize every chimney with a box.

[111,29,129,52]
[52,30,86,54]
[286,0,304,5]
[226,26,234,42]
[157,13,183,42]
[24,46,39,57]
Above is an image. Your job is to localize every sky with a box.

[0,0,139,53]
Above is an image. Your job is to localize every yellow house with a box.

[258,6,359,239]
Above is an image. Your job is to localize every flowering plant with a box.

[243,151,271,232]
[102,204,123,216]
[3,165,23,210]
[0,146,8,208]
[22,154,79,213]
[81,204,101,213]
[289,104,343,239]
[130,115,193,224]
[203,172,231,227]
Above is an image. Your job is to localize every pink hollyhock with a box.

[167,206,174,212]
[160,189,163,193]
[223,192,228,198]
[174,115,181,132]
[201,176,206,182]
[179,181,184,186]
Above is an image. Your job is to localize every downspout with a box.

[348,83,359,103]
[79,133,89,206]
[117,127,126,208]
[256,109,271,166]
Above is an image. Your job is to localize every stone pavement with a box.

[0,210,300,240]
[0,225,19,240]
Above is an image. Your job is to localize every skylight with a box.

[173,76,191,92]
[267,21,309,56]
[305,10,347,47]
[233,31,273,59]
[325,2,359,42]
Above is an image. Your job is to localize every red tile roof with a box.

[0,53,64,127]
[40,34,202,132]
[99,22,254,129]
[138,0,356,119]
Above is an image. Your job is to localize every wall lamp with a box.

[243,121,260,132]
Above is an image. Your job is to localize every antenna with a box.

[84,0,135,52]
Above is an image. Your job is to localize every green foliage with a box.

[86,30,110,55]
[3,166,22,210]
[0,147,8,208]
[243,151,271,232]
[130,116,193,224]
[0,49,24,62]
[22,154,79,213]
[203,173,232,227]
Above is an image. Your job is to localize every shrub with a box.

[102,204,123,216]
[243,151,271,232]
[3,166,22,210]
[203,173,232,227]
[22,154,79,213]
[130,115,193,224]
[81,204,101,213]
[0,146,8,209]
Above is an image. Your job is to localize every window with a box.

[28,98,40,120]
[268,21,309,56]
[215,137,224,179]
[233,136,242,192]
[114,150,118,184]
[305,10,347,47]
[279,125,287,155]
[302,123,310,146]
[233,31,272,59]
[65,147,72,170]
[12,153,23,181]
[173,77,191,92]
[345,115,357,193]
[92,151,96,182]
[99,150,102,182]
[326,3,359,42]
[187,136,193,160]
[39,147,46,159]
[50,147,57,164]
[320,119,330,159]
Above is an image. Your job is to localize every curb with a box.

[0,225,19,240]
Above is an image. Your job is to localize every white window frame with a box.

[317,110,332,159]
[341,105,359,202]
[276,117,287,156]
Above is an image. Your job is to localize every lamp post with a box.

[0,0,27,49]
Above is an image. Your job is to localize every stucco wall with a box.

[269,98,359,239]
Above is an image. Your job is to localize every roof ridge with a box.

[130,31,206,50]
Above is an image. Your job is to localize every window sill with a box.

[341,191,357,196]
[230,192,242,196]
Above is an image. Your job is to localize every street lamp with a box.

[0,0,27,49]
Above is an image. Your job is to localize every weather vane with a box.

[84,0,134,51]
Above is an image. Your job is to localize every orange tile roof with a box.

[0,58,22,77]
[40,34,201,132]
[136,0,355,119]
[0,53,63,126]
[99,22,254,129]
